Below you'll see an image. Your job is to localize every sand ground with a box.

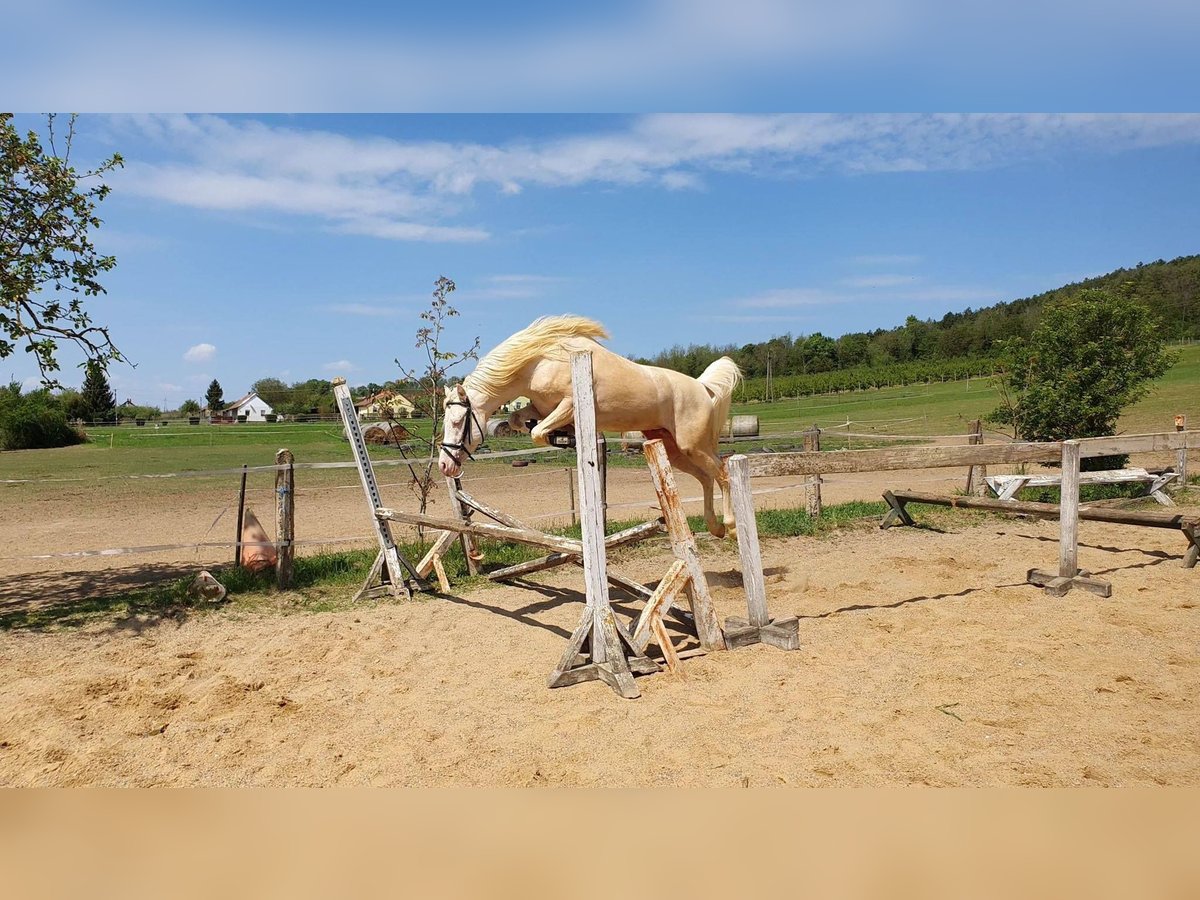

[1,450,1196,786]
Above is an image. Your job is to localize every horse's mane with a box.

[465,315,610,397]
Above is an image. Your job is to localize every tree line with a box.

[637,255,1200,387]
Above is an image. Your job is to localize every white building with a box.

[220,390,274,422]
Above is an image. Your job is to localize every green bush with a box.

[0,384,85,450]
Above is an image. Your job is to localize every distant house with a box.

[501,396,532,414]
[355,390,415,420]
[219,390,274,422]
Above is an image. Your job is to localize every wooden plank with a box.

[644,439,725,651]
[234,464,248,568]
[275,449,295,589]
[631,559,689,653]
[1077,430,1199,458]
[431,555,450,592]
[376,507,583,553]
[486,519,664,582]
[888,490,1200,529]
[728,454,769,628]
[747,441,1063,477]
[415,528,458,578]
[1175,415,1189,486]
[455,488,528,529]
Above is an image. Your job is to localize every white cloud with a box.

[85,112,1200,244]
[841,274,920,288]
[183,342,217,362]
[322,360,357,373]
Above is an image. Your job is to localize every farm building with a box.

[355,390,415,420]
[218,390,274,422]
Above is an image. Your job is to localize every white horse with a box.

[439,315,742,537]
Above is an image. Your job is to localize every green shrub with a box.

[0,384,85,450]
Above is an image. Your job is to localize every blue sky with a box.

[6,1,1200,110]
[10,113,1199,407]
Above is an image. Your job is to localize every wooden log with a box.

[275,449,294,590]
[644,439,725,651]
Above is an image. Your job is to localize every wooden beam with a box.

[745,430,1200,478]
[884,490,1200,530]
[275,449,295,590]
[377,507,583,554]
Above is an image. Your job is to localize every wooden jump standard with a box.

[737,430,1199,600]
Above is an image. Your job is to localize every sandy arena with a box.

[1,457,1197,786]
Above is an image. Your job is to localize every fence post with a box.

[566,467,577,527]
[804,426,822,517]
[1176,414,1189,486]
[235,463,248,567]
[275,449,294,589]
[966,419,987,496]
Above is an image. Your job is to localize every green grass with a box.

[0,500,891,632]
[1,344,1194,490]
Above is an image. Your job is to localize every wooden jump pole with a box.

[1027,439,1112,598]
[275,449,294,590]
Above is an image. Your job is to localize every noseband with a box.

[441,394,486,466]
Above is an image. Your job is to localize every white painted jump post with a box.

[1026,439,1112,598]
[722,453,800,651]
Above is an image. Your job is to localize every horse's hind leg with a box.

[679,446,734,540]
[529,397,574,446]
[644,429,723,538]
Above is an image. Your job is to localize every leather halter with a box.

[441,394,485,465]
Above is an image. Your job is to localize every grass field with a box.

[1,344,1196,489]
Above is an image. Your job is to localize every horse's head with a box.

[439,383,481,477]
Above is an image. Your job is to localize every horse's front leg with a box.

[529,397,574,446]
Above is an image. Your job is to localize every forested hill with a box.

[638,254,1200,380]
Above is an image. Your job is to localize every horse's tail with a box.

[697,356,742,444]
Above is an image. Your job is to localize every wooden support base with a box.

[1027,568,1113,598]
[352,547,415,602]
[880,490,915,529]
[547,605,658,697]
[723,615,801,651]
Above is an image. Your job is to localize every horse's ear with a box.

[455,383,467,399]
